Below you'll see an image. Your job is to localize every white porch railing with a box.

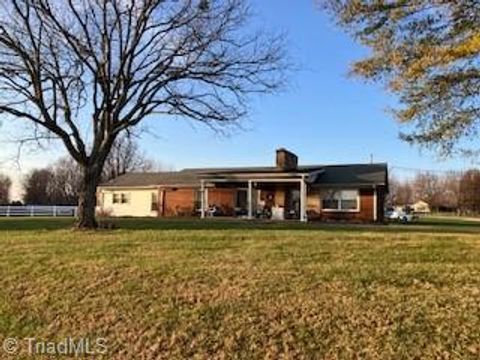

[0,205,77,217]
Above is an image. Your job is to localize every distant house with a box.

[97,149,388,222]
[412,200,431,214]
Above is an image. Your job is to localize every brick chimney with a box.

[276,148,298,171]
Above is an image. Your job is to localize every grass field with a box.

[0,217,479,359]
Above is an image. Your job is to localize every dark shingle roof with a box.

[310,164,387,187]
[100,171,201,187]
[181,165,324,174]
[100,163,388,188]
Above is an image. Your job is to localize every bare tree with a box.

[439,171,461,212]
[0,173,12,204]
[459,170,480,214]
[23,169,53,204]
[48,157,82,205]
[23,165,77,205]
[102,133,155,181]
[412,172,443,211]
[0,0,286,228]
[23,136,158,205]
[389,171,463,212]
[387,175,414,207]
[385,174,399,206]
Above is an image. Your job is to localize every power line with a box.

[390,165,468,174]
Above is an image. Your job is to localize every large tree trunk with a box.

[76,167,101,229]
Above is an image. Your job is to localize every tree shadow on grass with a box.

[0,217,75,231]
[1,217,480,235]
[114,217,480,234]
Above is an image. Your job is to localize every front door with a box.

[285,188,300,219]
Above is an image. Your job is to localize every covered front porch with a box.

[199,176,309,222]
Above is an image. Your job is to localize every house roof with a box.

[100,171,201,188]
[100,163,388,188]
[181,165,324,174]
[310,163,388,187]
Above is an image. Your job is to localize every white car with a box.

[385,207,417,223]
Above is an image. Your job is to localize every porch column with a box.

[373,186,378,222]
[200,180,205,219]
[159,189,165,217]
[205,186,209,217]
[300,177,307,222]
[247,180,253,219]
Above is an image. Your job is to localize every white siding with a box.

[98,188,158,217]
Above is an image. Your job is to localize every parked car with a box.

[385,206,418,223]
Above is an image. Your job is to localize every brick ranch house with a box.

[97,149,388,222]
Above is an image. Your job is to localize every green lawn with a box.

[0,218,479,359]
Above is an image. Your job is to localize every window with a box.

[322,190,359,212]
[121,193,130,204]
[151,192,158,211]
[235,190,248,208]
[113,193,130,204]
[113,193,121,204]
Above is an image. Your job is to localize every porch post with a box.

[200,180,205,219]
[300,177,307,222]
[247,180,253,219]
[373,186,378,222]
[159,189,165,217]
[205,187,209,217]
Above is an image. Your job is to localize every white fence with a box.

[0,205,77,217]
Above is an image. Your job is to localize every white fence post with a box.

[53,205,57,217]
[6,205,10,217]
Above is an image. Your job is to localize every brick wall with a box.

[307,188,383,223]
[161,187,236,217]
[208,189,236,215]
[162,189,195,216]
[160,185,386,222]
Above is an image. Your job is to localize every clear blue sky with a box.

[0,0,476,200]
[137,1,474,172]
